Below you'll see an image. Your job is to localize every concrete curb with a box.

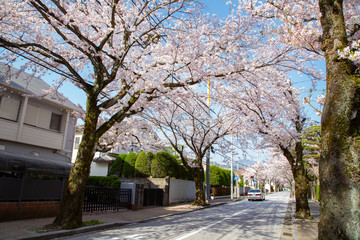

[13,202,231,240]
[280,200,294,240]
[292,201,299,240]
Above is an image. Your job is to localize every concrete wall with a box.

[121,183,145,210]
[169,179,195,204]
[121,177,196,206]
[121,183,136,205]
[120,177,168,189]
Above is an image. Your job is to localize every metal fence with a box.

[1,178,132,213]
[83,186,132,212]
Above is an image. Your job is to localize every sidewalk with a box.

[281,200,320,240]
[0,197,235,240]
[0,197,320,240]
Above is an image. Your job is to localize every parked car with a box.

[247,189,265,201]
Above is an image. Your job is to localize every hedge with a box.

[134,151,153,177]
[151,151,179,178]
[315,185,320,201]
[122,152,138,178]
[86,176,121,188]
[207,165,231,187]
[176,159,194,181]
[108,153,127,177]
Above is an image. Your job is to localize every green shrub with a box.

[177,160,194,181]
[151,151,178,178]
[122,152,138,178]
[207,165,231,186]
[315,185,320,201]
[223,169,231,187]
[307,184,312,198]
[134,151,152,178]
[208,165,222,186]
[86,176,121,188]
[147,151,154,160]
[108,153,127,177]
[239,177,244,187]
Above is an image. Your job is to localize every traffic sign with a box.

[234,175,239,181]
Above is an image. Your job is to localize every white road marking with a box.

[175,208,247,240]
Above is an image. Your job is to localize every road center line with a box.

[175,208,247,240]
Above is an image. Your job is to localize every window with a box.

[50,113,62,131]
[0,96,20,121]
[74,136,81,149]
[24,103,62,131]
[37,108,52,129]
[24,104,38,126]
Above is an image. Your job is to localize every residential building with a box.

[0,63,81,221]
[0,63,81,169]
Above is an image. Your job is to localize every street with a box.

[62,191,290,240]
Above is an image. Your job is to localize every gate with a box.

[83,187,131,212]
[143,189,163,206]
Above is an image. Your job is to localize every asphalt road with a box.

[62,191,290,240]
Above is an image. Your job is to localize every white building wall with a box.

[21,125,63,149]
[0,119,18,141]
[169,178,195,204]
[89,162,109,176]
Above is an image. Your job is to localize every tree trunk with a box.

[193,156,206,206]
[192,167,207,206]
[53,96,99,229]
[281,141,312,219]
[319,1,360,239]
[293,166,311,219]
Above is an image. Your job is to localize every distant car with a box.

[247,189,265,201]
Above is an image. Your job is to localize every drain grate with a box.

[283,232,292,236]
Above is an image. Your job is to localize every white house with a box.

[0,63,81,177]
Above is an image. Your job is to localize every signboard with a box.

[253,180,257,184]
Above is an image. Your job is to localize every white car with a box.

[247,189,265,201]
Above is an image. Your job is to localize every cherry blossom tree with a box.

[236,1,360,238]
[248,152,292,192]
[142,88,237,205]
[0,0,215,229]
[183,4,322,218]
[265,153,293,191]
[247,161,267,190]
[213,64,313,218]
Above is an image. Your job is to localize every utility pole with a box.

[231,134,234,200]
[205,79,211,202]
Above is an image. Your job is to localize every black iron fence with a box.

[1,177,132,212]
[83,186,132,212]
